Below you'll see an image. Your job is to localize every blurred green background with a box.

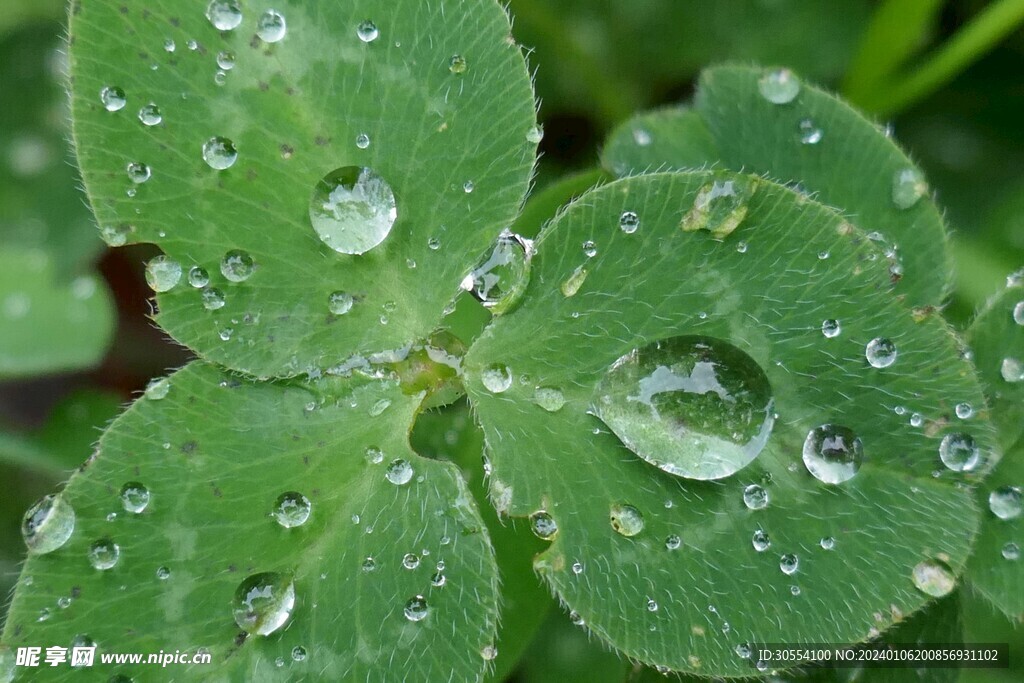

[1,0,1021,680]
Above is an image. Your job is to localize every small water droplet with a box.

[308,166,397,255]
[449,54,468,75]
[232,572,295,635]
[911,559,955,597]
[939,433,980,472]
[1001,357,1023,383]
[156,565,171,580]
[206,0,243,30]
[821,319,841,338]
[463,230,532,313]
[665,534,682,550]
[100,86,126,112]
[137,103,162,126]
[802,424,863,484]
[202,287,226,310]
[561,266,588,298]
[892,168,928,211]
[682,178,754,239]
[145,256,182,292]
[357,20,379,43]
[361,556,376,572]
[217,50,236,70]
[779,553,799,575]
[291,646,307,662]
[127,161,151,184]
[865,338,897,368]
[88,538,120,570]
[619,211,640,234]
[571,561,583,574]
[609,503,644,537]
[404,595,429,622]
[22,494,75,554]
[354,133,372,150]
[532,387,565,412]
[202,136,238,170]
[402,553,420,570]
[364,447,384,465]
[219,327,234,341]
[954,402,973,419]
[910,413,924,427]
[526,125,544,144]
[481,644,498,661]
[646,599,659,612]
[256,10,286,42]
[120,482,151,513]
[529,511,558,539]
[752,529,770,551]
[481,364,513,393]
[220,250,255,282]
[1013,301,1024,325]
[743,484,768,510]
[144,376,171,400]
[187,266,210,288]
[1003,542,1021,561]
[989,485,1022,520]
[385,459,414,485]
[272,492,311,528]
[463,180,475,194]
[758,68,800,104]
[164,38,176,52]
[798,118,823,144]
[820,536,836,550]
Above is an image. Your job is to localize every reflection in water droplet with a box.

[892,168,928,210]
[101,86,126,112]
[464,230,531,313]
[272,492,311,528]
[911,559,955,597]
[939,433,980,472]
[752,529,770,551]
[593,336,774,481]
[206,0,243,31]
[145,256,182,292]
[743,484,768,510]
[821,319,841,338]
[802,425,863,484]
[220,250,255,282]
[328,291,354,316]
[202,136,238,170]
[357,20,379,43]
[665,534,682,550]
[620,211,640,234]
[309,166,397,255]
[989,486,1022,520]
[865,338,897,368]
[481,364,513,394]
[530,511,558,539]
[138,103,162,126]
[404,595,429,622]
[779,554,799,575]
[798,118,823,144]
[533,387,565,412]
[682,178,754,239]
[609,503,644,537]
[1001,357,1023,383]
[256,10,287,42]
[232,572,295,635]
[188,266,210,288]
[22,494,75,554]
[202,287,226,310]
[1003,543,1021,561]
[120,482,151,513]
[758,68,800,104]
[402,553,420,570]
[127,162,151,184]
[88,539,120,570]
[385,459,414,485]
[955,403,973,419]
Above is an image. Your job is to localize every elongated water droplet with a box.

[256,10,286,42]
[404,595,429,622]
[912,559,954,597]
[533,387,565,412]
[138,103,162,126]
[206,0,243,31]
[202,136,237,170]
[594,335,774,481]
[145,256,182,292]
[100,86,126,112]
[892,168,928,210]
[357,20,379,43]
[609,503,644,537]
[758,68,800,104]
[682,178,754,239]
[939,433,980,472]
[989,486,1022,520]
[385,459,413,485]
[309,166,397,255]
[743,484,768,510]
[463,230,531,313]
[120,482,150,513]
[802,425,863,484]
[232,572,295,635]
[865,338,897,368]
[561,266,587,297]
[481,364,513,393]
[530,511,558,539]
[272,492,311,528]
[88,539,120,570]
[22,494,75,554]
[220,250,255,282]
[144,377,171,400]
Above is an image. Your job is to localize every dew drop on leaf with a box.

[156,565,171,580]
[463,230,532,313]
[955,402,973,419]
[891,168,928,210]
[938,432,980,472]
[989,486,1022,520]
[404,595,429,622]
[1001,357,1023,383]
[609,503,645,537]
[232,572,295,635]
[272,492,311,528]
[802,424,863,484]
[1014,301,1024,325]
[752,529,770,551]
[220,250,255,282]
[385,459,414,485]
[526,125,544,144]
[217,50,236,70]
[328,291,354,316]
[798,118,823,144]
[100,85,126,112]
[120,482,151,513]
[820,536,836,550]
[620,211,640,234]
[309,166,397,255]
[481,644,498,661]
[593,335,775,481]
[144,377,171,400]
[87,538,120,570]
[560,266,587,298]
[681,177,754,239]
[779,553,799,575]
[449,55,468,75]
[402,553,420,569]
[911,559,955,597]
[355,133,371,150]
[757,68,800,104]
[1003,543,1021,561]
[256,10,287,43]
[138,103,162,126]
[188,266,210,288]
[127,162,151,184]
[361,557,376,572]
[481,363,513,394]
[357,20,379,43]
[532,386,565,412]
[202,287,226,310]
[665,534,682,550]
[529,511,558,539]
[202,136,238,170]
[821,319,841,338]
[22,494,75,554]
[145,256,182,292]
[743,484,768,510]
[865,337,897,368]
[291,646,307,662]
[206,0,243,31]
[364,447,384,465]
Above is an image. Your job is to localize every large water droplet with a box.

[220,250,255,282]
[939,433,980,472]
[593,335,774,481]
[530,511,558,539]
[533,387,565,412]
[256,10,286,42]
[202,136,238,170]
[206,0,243,31]
[481,364,513,393]
[681,178,754,239]
[385,459,414,485]
[989,486,1022,520]
[120,482,150,513]
[88,539,120,570]
[232,572,295,635]
[609,503,644,537]
[802,425,863,484]
[22,494,75,554]
[145,256,182,292]
[272,492,311,528]
[100,86,126,112]
[308,166,397,255]
[892,168,928,210]
[865,338,897,368]
[463,230,531,313]
[911,559,955,597]
[404,595,429,622]
[357,20,379,43]
[758,68,800,104]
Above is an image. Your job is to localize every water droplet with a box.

[798,118,823,144]
[138,103,162,126]
[449,54,468,75]
[216,50,236,70]
[404,595,429,622]
[911,559,954,597]
[153,565,171,581]
[361,557,376,572]
[802,425,863,484]
[910,413,924,427]
[939,432,980,472]
[401,553,420,570]
[533,387,565,412]
[665,534,682,550]
[101,223,132,246]
[1003,542,1021,561]
[821,319,841,338]
[328,291,354,316]
[308,166,397,255]
[682,178,754,239]
[561,266,588,298]
[431,571,446,587]
[357,20,379,43]
[609,503,644,537]
[232,572,295,635]
[144,376,171,400]
[571,561,583,574]
[758,68,800,104]
[481,364,513,393]
[463,180,475,194]
[100,86,126,112]
[202,287,226,310]
[529,511,558,539]
[526,125,544,144]
[202,136,237,170]
[646,599,659,612]
[352,133,371,151]
[272,492,311,528]
[1001,357,1023,383]
[569,610,584,625]
[820,536,836,550]
[206,0,243,30]
[127,162,151,184]
[188,266,210,288]
[364,447,384,465]
[743,484,768,510]
[256,10,286,42]
[22,494,75,554]
[892,168,928,210]
[481,645,498,661]
[989,486,1022,520]
[463,230,532,313]
[88,539,120,570]
[1013,301,1024,325]
[594,335,775,481]
[752,529,770,551]
[145,256,182,292]
[220,250,255,282]
[779,553,799,575]
[620,211,640,234]
[120,482,151,513]
[385,459,414,485]
[164,38,176,52]
[865,338,897,368]
[955,402,973,419]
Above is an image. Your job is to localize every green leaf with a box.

[960,588,1024,683]
[602,65,952,309]
[463,171,995,676]
[2,363,500,682]
[69,0,537,379]
[0,248,114,379]
[515,611,630,683]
